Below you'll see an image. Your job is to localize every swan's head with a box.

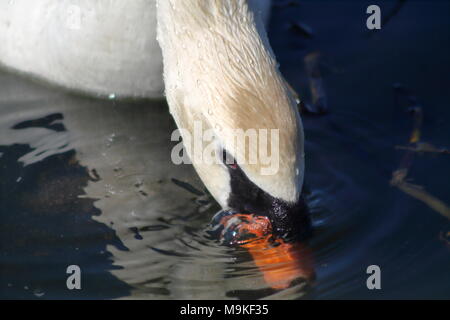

[158,0,310,240]
[169,84,310,240]
[168,64,310,240]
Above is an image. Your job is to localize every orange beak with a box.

[219,214,315,290]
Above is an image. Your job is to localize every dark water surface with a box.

[1,1,449,299]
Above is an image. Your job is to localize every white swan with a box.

[0,0,270,98]
[1,0,308,239]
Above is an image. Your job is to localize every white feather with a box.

[157,0,304,205]
[0,0,270,98]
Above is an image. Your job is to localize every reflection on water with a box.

[1,1,450,299]
[0,145,131,299]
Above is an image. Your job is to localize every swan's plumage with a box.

[0,0,163,97]
[0,0,270,98]
[157,0,304,207]
[0,0,305,225]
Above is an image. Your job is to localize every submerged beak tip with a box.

[214,211,315,290]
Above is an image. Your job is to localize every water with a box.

[1,0,450,299]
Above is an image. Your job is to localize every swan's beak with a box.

[212,212,315,290]
[220,150,311,242]
[209,147,313,289]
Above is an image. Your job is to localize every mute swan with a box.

[157,0,308,239]
[1,0,309,240]
[0,0,270,98]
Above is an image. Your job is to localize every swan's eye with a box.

[221,150,238,170]
[227,161,238,170]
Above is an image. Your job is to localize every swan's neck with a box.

[156,0,276,77]
[157,0,303,205]
[158,0,267,34]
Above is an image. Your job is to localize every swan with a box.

[0,0,270,98]
[0,0,309,241]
